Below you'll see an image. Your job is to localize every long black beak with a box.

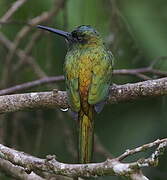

[37,25,71,40]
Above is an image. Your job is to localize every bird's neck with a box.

[68,40,105,52]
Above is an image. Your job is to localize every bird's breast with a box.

[78,56,93,102]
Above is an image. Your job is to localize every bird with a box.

[37,25,113,164]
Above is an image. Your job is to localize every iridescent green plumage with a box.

[65,26,113,163]
[37,25,113,164]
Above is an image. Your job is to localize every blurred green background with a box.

[0,0,167,179]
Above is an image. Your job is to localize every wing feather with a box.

[88,50,113,105]
[64,53,80,112]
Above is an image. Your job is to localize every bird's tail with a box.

[78,106,94,164]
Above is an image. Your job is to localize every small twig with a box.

[118,138,167,161]
[137,141,167,168]
[0,0,28,24]
[0,158,44,180]
[134,73,151,80]
[1,0,66,86]
[5,0,66,65]
[149,56,167,68]
[13,31,43,73]
[114,67,167,78]
[0,32,46,79]
[0,76,64,95]
[1,66,167,95]
[129,172,149,180]
[0,20,30,25]
[148,69,167,77]
[0,0,28,86]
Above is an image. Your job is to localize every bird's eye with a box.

[72,31,78,38]
[77,36,83,41]
[72,31,85,42]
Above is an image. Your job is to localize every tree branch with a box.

[0,0,67,86]
[118,138,167,161]
[0,0,28,24]
[109,77,167,103]
[5,0,66,65]
[114,67,167,77]
[0,77,167,114]
[0,65,167,95]
[0,76,64,96]
[0,139,166,180]
[0,32,46,78]
[0,158,44,180]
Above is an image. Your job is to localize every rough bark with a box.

[0,139,166,180]
[0,77,167,114]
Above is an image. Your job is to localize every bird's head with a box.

[70,25,102,45]
[37,25,103,47]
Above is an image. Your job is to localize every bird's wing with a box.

[88,50,113,108]
[64,55,80,112]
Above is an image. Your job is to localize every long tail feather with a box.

[78,106,94,164]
